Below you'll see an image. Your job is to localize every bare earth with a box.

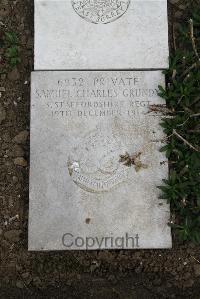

[0,0,200,298]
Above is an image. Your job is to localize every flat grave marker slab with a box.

[34,0,169,70]
[29,70,172,250]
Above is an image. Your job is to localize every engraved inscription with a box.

[71,0,131,24]
[33,72,162,194]
[34,75,158,119]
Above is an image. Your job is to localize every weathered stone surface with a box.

[29,70,171,250]
[34,0,169,70]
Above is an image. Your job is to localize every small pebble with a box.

[14,157,27,167]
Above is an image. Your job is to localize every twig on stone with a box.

[148,104,174,115]
[150,133,174,143]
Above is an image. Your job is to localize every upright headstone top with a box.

[34,0,169,70]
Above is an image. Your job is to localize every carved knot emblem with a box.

[71,0,131,24]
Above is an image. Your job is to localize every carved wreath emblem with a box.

[71,0,131,24]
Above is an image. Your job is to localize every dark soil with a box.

[0,0,200,298]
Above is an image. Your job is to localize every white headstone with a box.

[34,0,169,70]
[29,70,172,250]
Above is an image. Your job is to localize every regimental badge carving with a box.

[71,0,131,24]
[67,129,131,193]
